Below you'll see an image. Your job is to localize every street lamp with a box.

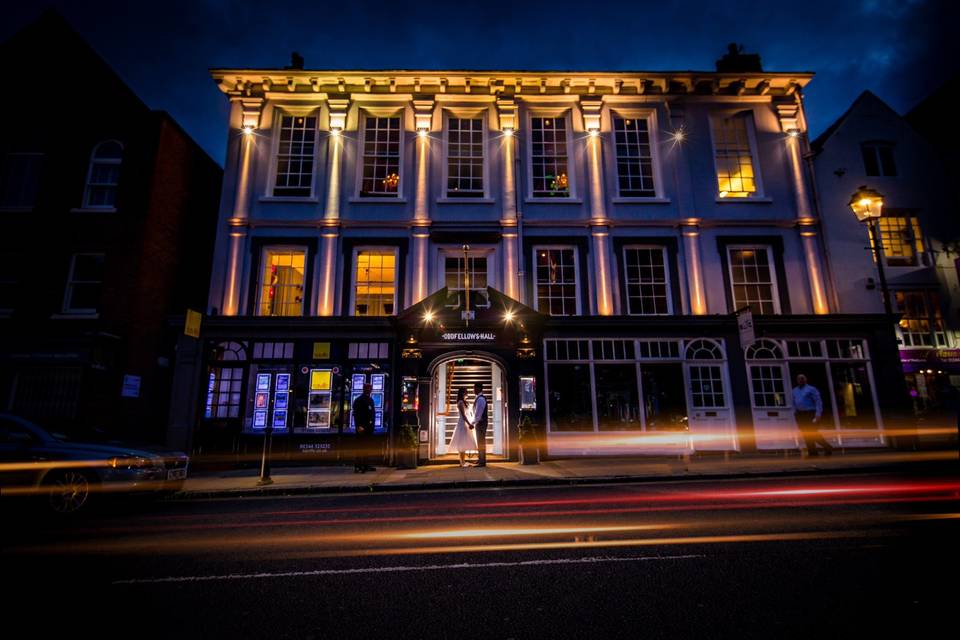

[848,185,893,315]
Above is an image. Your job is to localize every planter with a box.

[396,448,418,469]
[518,442,539,465]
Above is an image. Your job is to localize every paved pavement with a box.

[176,449,957,499]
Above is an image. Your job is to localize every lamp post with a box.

[849,185,893,315]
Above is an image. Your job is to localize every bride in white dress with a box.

[448,387,478,467]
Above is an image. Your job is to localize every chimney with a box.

[286,51,304,70]
[715,43,763,73]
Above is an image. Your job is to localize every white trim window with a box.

[83,141,122,209]
[534,246,580,316]
[63,253,105,314]
[861,141,897,177]
[873,214,924,267]
[256,247,307,317]
[530,116,570,198]
[895,290,947,347]
[727,246,780,315]
[446,117,485,197]
[710,113,759,198]
[351,247,399,316]
[360,115,402,197]
[612,116,656,197]
[1,152,43,209]
[273,114,318,197]
[623,246,671,315]
[443,250,491,309]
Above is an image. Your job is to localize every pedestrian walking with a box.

[793,374,834,456]
[353,383,376,473]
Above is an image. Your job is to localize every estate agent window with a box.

[63,253,105,314]
[710,113,759,198]
[623,246,670,315]
[273,114,317,197]
[534,247,580,316]
[360,115,402,197]
[446,117,484,197]
[612,116,656,197]
[256,247,306,317]
[352,248,398,316]
[530,116,570,197]
[727,246,780,315]
[83,141,123,209]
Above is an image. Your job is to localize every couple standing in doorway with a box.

[448,382,488,468]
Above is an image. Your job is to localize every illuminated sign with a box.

[441,332,496,342]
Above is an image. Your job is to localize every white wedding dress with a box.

[448,402,478,453]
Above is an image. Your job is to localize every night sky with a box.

[5,0,956,166]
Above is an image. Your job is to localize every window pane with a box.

[258,248,306,317]
[547,363,593,431]
[831,363,877,428]
[273,115,316,197]
[712,114,758,197]
[728,248,778,314]
[596,364,641,430]
[613,117,655,197]
[446,118,484,197]
[877,216,918,266]
[354,250,396,316]
[535,248,578,315]
[360,116,401,197]
[640,364,688,430]
[64,254,105,313]
[531,117,569,197]
[624,247,669,315]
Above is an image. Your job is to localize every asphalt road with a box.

[5,469,960,639]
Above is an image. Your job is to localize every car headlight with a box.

[109,456,158,470]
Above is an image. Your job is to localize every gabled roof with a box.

[810,90,903,154]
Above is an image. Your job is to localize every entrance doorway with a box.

[430,355,506,459]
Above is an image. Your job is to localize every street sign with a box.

[184,309,202,338]
[736,307,755,346]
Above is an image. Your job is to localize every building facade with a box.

[0,13,222,441]
[813,90,960,430]
[168,51,909,463]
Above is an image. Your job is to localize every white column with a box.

[682,220,707,315]
[498,98,521,302]
[409,99,435,306]
[317,99,348,316]
[583,98,614,315]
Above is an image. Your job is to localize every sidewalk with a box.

[174,449,958,500]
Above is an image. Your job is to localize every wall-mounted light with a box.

[670,128,686,143]
[330,127,342,137]
[503,309,516,323]
[423,309,435,324]
[417,127,429,138]
[587,127,600,138]
[242,125,255,136]
[786,128,800,138]
[503,127,514,137]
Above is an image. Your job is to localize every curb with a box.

[167,458,952,501]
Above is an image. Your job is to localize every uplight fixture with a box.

[417,127,429,138]
[242,125,255,136]
[786,128,800,138]
[503,309,516,323]
[423,309,435,324]
[503,127,514,137]
[587,128,600,138]
[330,127,342,137]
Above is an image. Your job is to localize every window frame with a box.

[436,245,497,309]
[525,109,576,201]
[441,110,490,200]
[895,289,947,348]
[62,253,105,315]
[255,245,309,318]
[355,110,405,200]
[622,244,672,316]
[708,111,764,200]
[0,152,44,211]
[532,245,582,316]
[725,244,782,315]
[610,110,663,200]
[861,141,897,177]
[82,140,123,211]
[267,110,320,199]
[348,245,400,317]
[874,213,925,268]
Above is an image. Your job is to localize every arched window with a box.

[684,339,724,360]
[212,341,248,361]
[83,140,123,208]
[745,338,784,360]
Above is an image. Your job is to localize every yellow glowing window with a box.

[354,250,396,316]
[711,114,758,198]
[869,215,924,266]
[257,248,305,317]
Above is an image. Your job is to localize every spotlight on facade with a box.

[587,128,600,138]
[503,309,516,323]
[417,127,429,138]
[330,127,342,137]
[423,309,435,324]
[503,127,514,137]
[786,128,800,138]
[670,128,686,143]
[242,125,255,135]
[848,185,884,221]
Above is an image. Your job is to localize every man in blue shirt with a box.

[792,374,833,456]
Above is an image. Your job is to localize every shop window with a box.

[825,339,867,360]
[727,246,780,315]
[895,291,946,347]
[213,341,248,361]
[353,249,397,316]
[205,367,243,419]
[711,113,758,198]
[9,366,82,421]
[593,339,635,360]
[83,140,122,208]
[623,246,671,315]
[446,117,484,197]
[360,115,401,197]
[252,342,294,359]
[256,248,306,317]
[530,116,570,197]
[688,365,726,408]
[831,363,877,428]
[62,253,105,314]
[273,114,317,197]
[596,363,642,430]
[786,340,824,359]
[547,363,593,431]
[685,339,723,360]
[545,339,590,361]
[613,116,656,197]
[871,215,924,267]
[745,339,785,360]
[637,340,680,359]
[534,247,579,315]
[640,364,688,430]
[348,342,389,359]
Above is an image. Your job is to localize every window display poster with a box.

[352,374,366,391]
[371,373,385,391]
[253,410,267,428]
[274,392,288,409]
[255,392,269,409]
[310,369,332,391]
[374,411,383,429]
[276,373,291,392]
[520,376,537,410]
[372,392,383,409]
[308,392,331,409]
[272,409,287,429]
[256,373,271,391]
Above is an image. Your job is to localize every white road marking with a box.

[112,554,704,585]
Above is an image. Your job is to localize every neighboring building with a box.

[0,13,222,441]
[813,89,960,426]
[168,47,908,463]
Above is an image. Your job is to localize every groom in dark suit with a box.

[472,381,488,467]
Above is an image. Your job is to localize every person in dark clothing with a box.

[472,381,489,467]
[353,383,376,473]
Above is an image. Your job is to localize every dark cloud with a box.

[5,0,956,165]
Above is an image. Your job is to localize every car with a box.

[0,413,189,514]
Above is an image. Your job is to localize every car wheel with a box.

[45,470,94,515]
